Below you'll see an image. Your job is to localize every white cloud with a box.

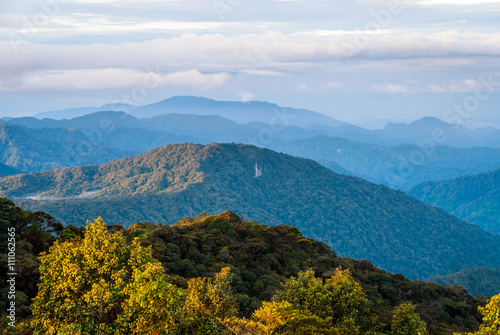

[1,29,499,93]
[327,81,343,89]
[0,69,229,92]
[297,84,307,91]
[415,0,500,5]
[238,91,255,102]
[373,84,409,94]
[429,79,480,92]
[240,69,286,76]
[361,0,499,5]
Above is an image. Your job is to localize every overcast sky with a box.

[0,0,499,128]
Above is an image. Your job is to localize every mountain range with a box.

[269,136,500,190]
[428,267,500,298]
[4,103,500,190]
[27,96,500,148]
[0,123,136,173]
[409,168,500,234]
[3,143,500,280]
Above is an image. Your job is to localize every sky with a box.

[0,0,499,128]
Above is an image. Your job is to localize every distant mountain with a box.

[31,96,347,129]
[33,103,136,120]
[7,111,337,151]
[8,111,141,129]
[269,136,500,190]
[0,163,22,177]
[428,267,500,297]
[0,123,136,172]
[374,117,500,149]
[28,98,500,149]
[124,96,348,128]
[4,143,500,280]
[408,168,500,234]
[6,111,500,189]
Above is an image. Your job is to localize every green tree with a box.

[273,267,376,334]
[391,302,428,335]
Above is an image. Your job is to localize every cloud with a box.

[240,69,286,76]
[327,81,343,89]
[238,91,255,102]
[373,84,409,94]
[429,79,480,92]
[360,0,499,5]
[0,69,229,92]
[1,29,499,92]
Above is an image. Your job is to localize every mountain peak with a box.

[411,116,454,127]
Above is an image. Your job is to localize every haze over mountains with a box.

[409,168,500,234]
[3,143,500,281]
[3,97,500,191]
[27,96,500,148]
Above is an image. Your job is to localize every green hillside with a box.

[270,136,500,190]
[0,199,489,334]
[428,267,500,298]
[2,143,500,279]
[0,123,136,172]
[408,169,500,234]
[0,163,22,177]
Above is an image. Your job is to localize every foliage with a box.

[475,295,500,335]
[180,267,238,334]
[0,202,494,335]
[273,268,376,334]
[455,294,500,335]
[124,211,487,334]
[30,217,160,334]
[223,301,295,335]
[0,198,62,328]
[118,263,183,334]
[391,303,428,335]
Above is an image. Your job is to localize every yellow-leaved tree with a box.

[223,301,295,334]
[31,217,183,334]
[180,267,238,334]
[456,294,500,335]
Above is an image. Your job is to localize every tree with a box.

[31,217,175,334]
[458,294,500,335]
[273,267,376,334]
[180,267,238,334]
[391,302,428,335]
[223,301,294,334]
[119,263,183,334]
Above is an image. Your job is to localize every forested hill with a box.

[2,143,500,279]
[428,267,500,298]
[408,168,500,234]
[0,163,22,177]
[0,200,489,335]
[0,123,136,172]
